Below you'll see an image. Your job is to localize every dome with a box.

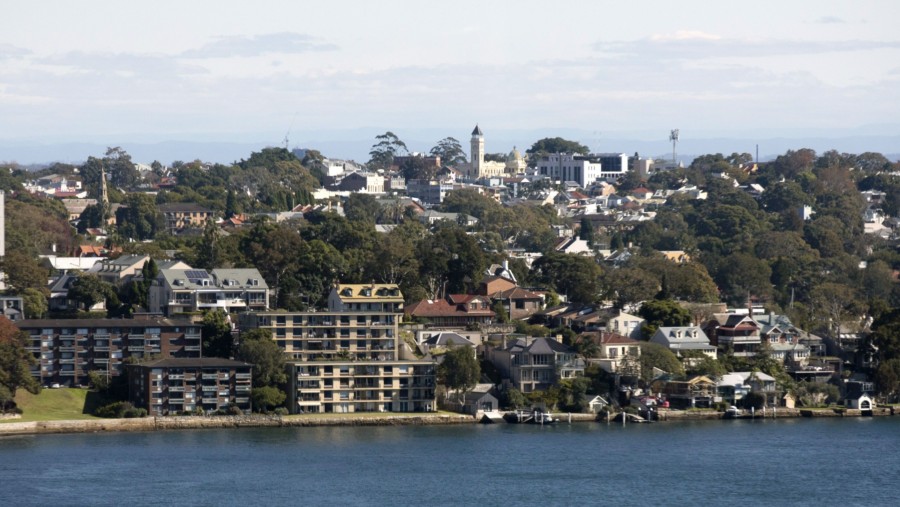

[506,146,522,163]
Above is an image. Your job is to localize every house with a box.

[148,268,270,316]
[88,254,151,285]
[577,331,641,374]
[553,237,592,255]
[418,210,478,227]
[650,326,717,360]
[732,371,778,407]
[653,375,716,409]
[586,394,610,413]
[846,394,875,410]
[607,311,644,340]
[705,313,761,357]
[491,287,544,320]
[127,357,253,416]
[0,296,25,322]
[17,317,202,388]
[487,336,583,393]
[446,384,499,415]
[419,331,477,356]
[406,295,495,327]
[716,373,751,406]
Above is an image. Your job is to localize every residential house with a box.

[578,331,641,374]
[88,254,151,285]
[650,326,717,361]
[607,311,644,340]
[127,357,253,416]
[487,336,583,393]
[653,375,716,409]
[489,286,544,321]
[337,171,385,194]
[705,313,761,357]
[17,317,202,387]
[586,394,610,413]
[406,295,495,327]
[732,371,779,407]
[0,296,25,321]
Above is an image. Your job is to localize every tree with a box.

[0,317,40,411]
[0,251,49,293]
[21,288,48,319]
[202,310,234,358]
[438,346,480,401]
[104,147,139,189]
[526,137,590,161]
[429,137,467,167]
[251,386,286,413]
[344,193,381,224]
[68,273,118,312]
[502,387,527,409]
[637,342,684,383]
[530,253,602,305]
[235,329,287,388]
[116,193,164,241]
[638,299,692,338]
[368,131,408,170]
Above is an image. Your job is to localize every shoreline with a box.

[1,406,895,437]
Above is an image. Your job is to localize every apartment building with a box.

[241,284,436,414]
[149,268,270,316]
[127,358,252,416]
[17,317,202,387]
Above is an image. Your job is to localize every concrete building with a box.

[158,203,214,233]
[337,171,385,194]
[149,268,270,316]
[127,358,253,415]
[406,179,455,205]
[241,284,436,414]
[537,153,602,188]
[17,317,202,387]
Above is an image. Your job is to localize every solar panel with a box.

[185,270,209,279]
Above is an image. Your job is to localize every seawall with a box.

[0,413,476,437]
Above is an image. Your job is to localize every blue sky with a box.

[2,1,899,161]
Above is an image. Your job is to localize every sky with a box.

[2,1,900,162]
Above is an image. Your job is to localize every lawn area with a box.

[2,388,105,423]
[283,411,463,420]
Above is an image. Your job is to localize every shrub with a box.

[273,407,289,416]
[226,405,244,416]
[94,401,133,418]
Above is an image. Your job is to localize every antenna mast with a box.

[669,129,679,165]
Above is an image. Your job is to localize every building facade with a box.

[537,153,602,188]
[127,358,253,415]
[17,317,202,387]
[149,268,270,316]
[241,285,436,414]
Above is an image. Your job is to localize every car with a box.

[50,383,61,389]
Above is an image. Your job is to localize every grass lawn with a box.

[2,388,106,423]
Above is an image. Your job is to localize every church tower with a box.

[100,163,110,221]
[470,124,484,178]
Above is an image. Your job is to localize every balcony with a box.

[235,373,252,380]
[201,385,218,392]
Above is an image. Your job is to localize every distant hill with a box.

[2,129,899,167]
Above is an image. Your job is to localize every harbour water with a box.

[1,417,898,506]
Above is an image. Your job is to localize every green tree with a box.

[21,288,48,319]
[638,299,692,338]
[116,193,164,240]
[201,310,234,358]
[429,137,467,167]
[0,251,49,293]
[344,193,381,224]
[530,253,602,305]
[68,273,119,312]
[0,318,40,411]
[526,137,590,165]
[235,329,287,388]
[438,346,480,401]
[638,342,685,382]
[104,146,139,189]
[251,386,286,413]
[502,387,527,409]
[368,131,408,170]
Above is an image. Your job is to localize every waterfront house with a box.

[653,375,716,409]
[149,268,270,316]
[487,336,583,393]
[127,357,253,416]
[704,313,761,357]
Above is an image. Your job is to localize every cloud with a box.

[649,30,721,42]
[817,16,845,24]
[595,35,900,61]
[0,43,31,59]
[182,32,337,58]
[41,51,206,76]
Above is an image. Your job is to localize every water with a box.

[1,417,898,506]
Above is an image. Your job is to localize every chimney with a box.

[503,259,509,271]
